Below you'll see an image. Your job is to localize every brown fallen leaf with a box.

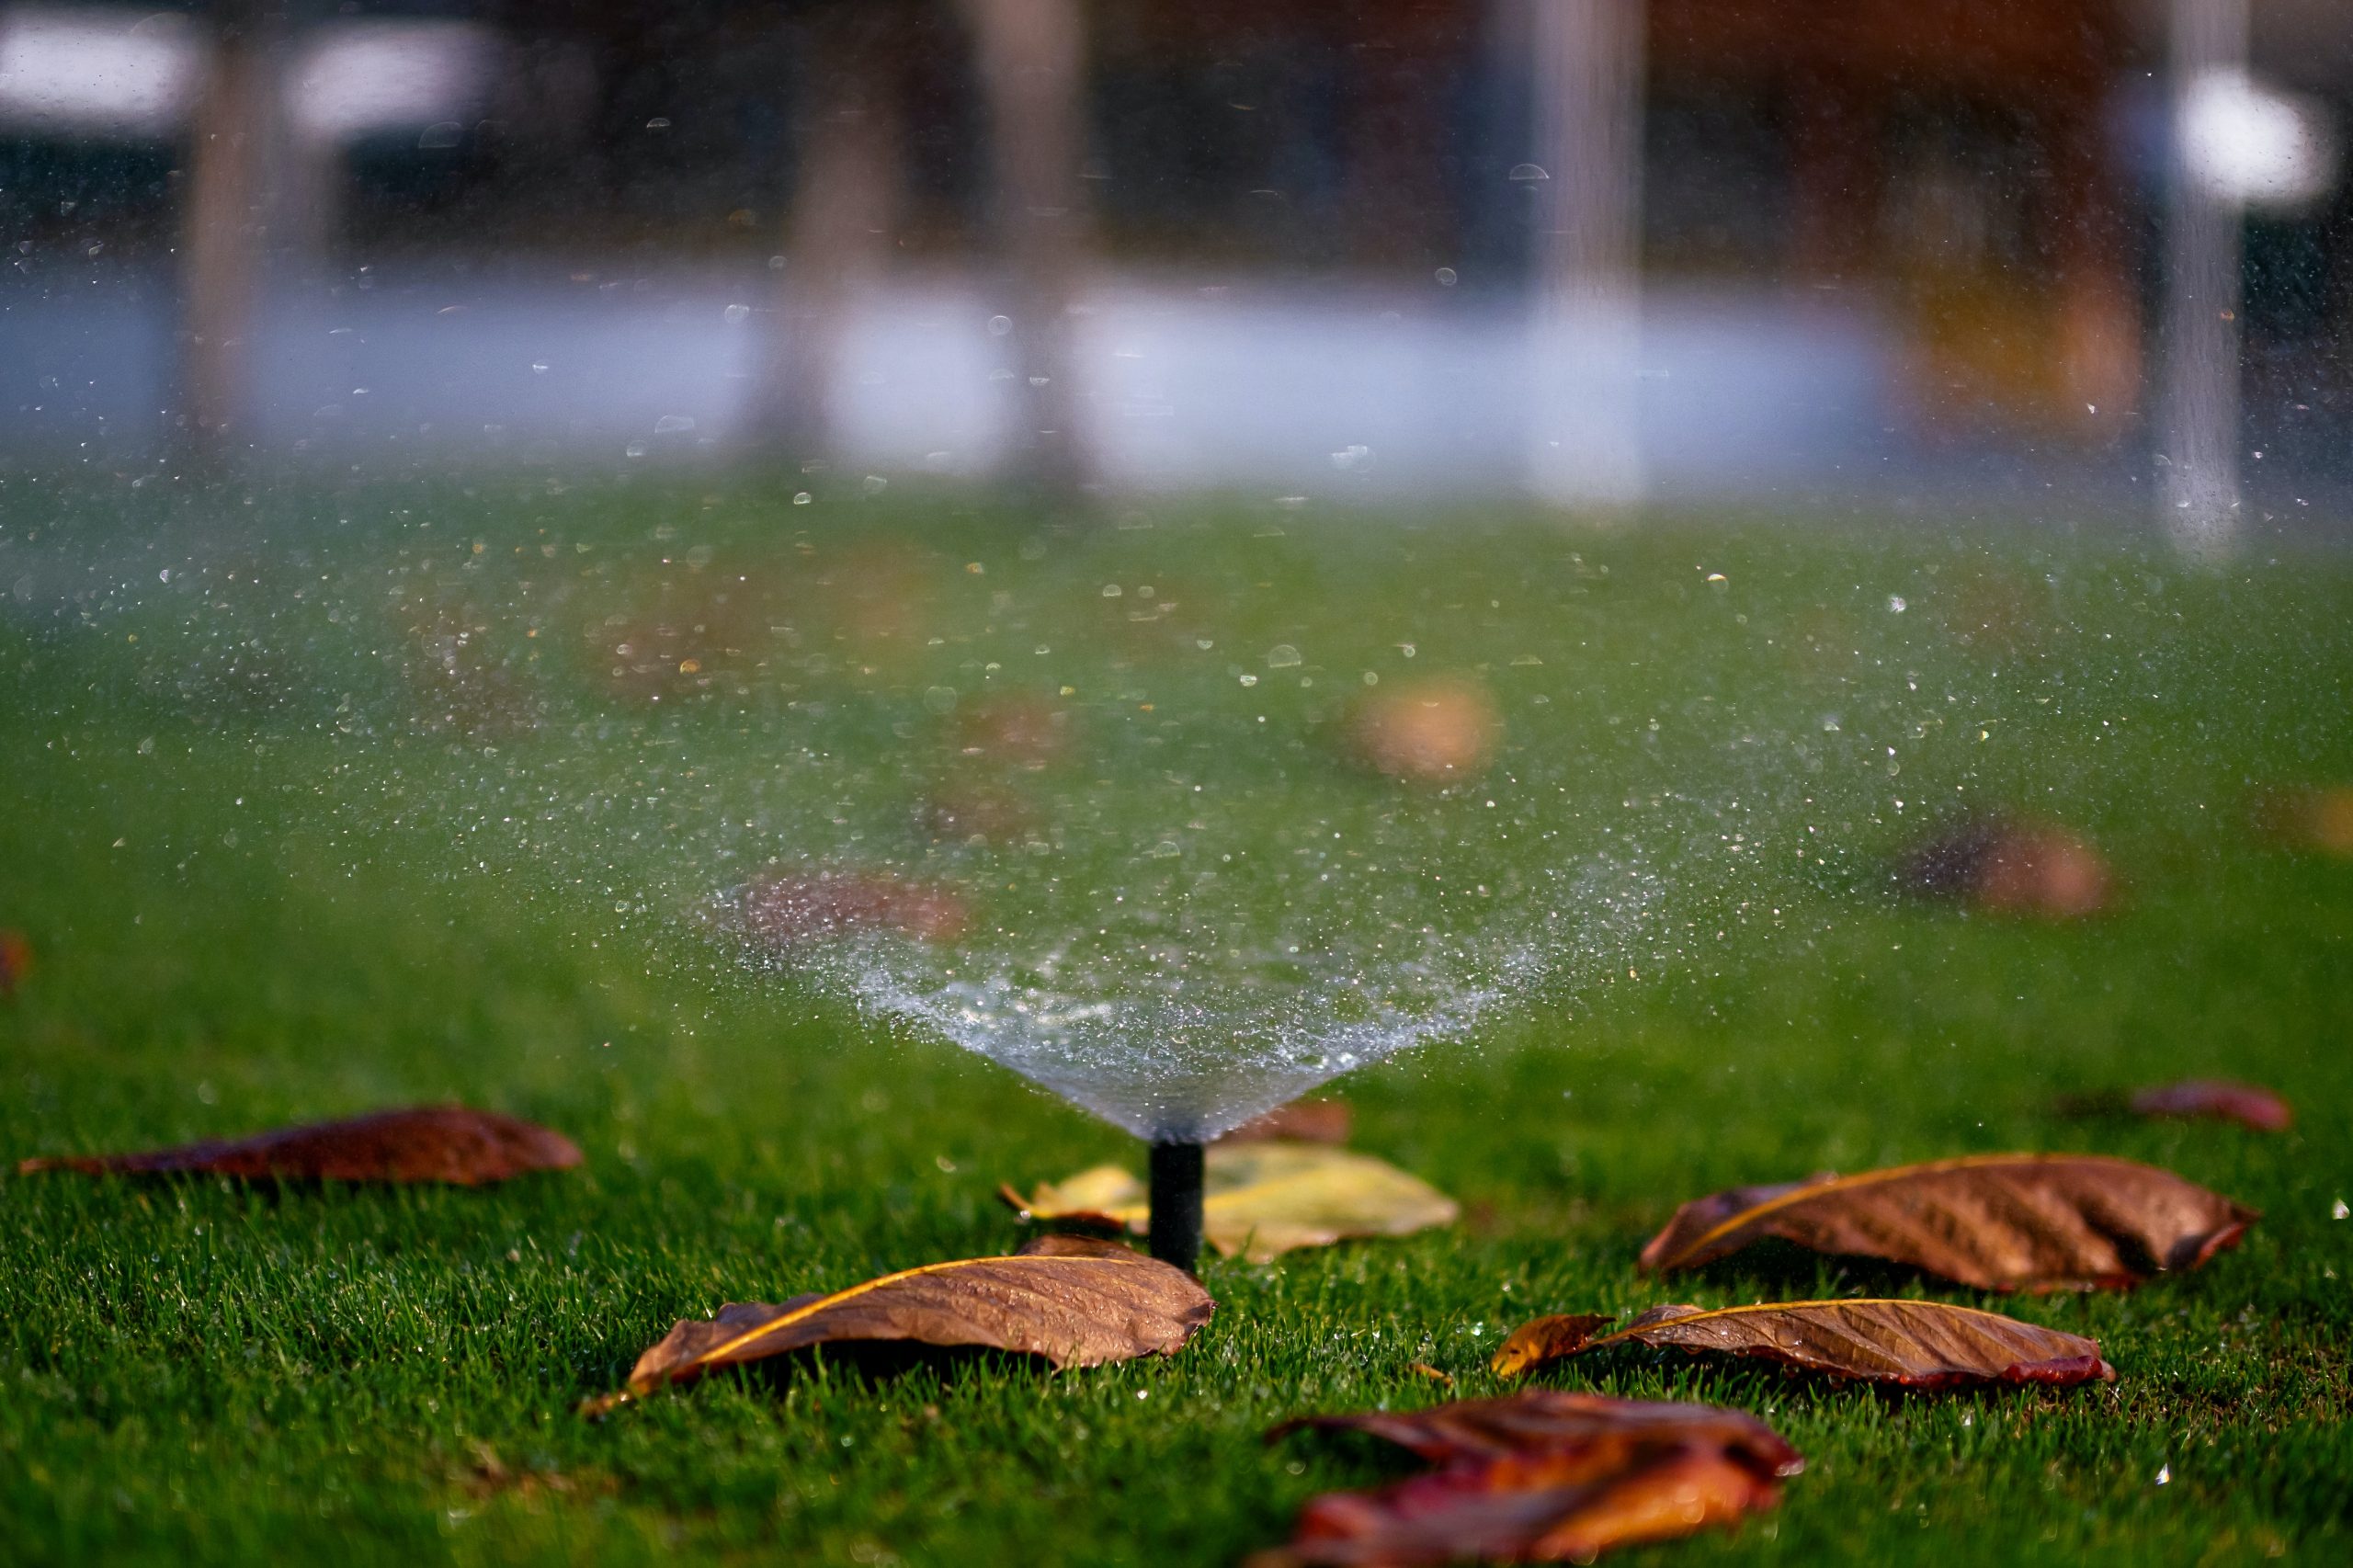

[17,1105,583,1185]
[1639,1153,2256,1291]
[1221,1099,1354,1145]
[1269,1390,1802,1470]
[1004,1142,1458,1263]
[1347,676,1501,784]
[1897,815,2111,918]
[1259,1392,1801,1567]
[724,868,969,949]
[581,1234,1212,1417]
[0,928,30,999]
[2129,1080,2294,1133]
[1493,1300,2116,1389]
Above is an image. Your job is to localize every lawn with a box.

[3,475,2349,1565]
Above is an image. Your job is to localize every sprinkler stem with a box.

[1147,1140,1206,1271]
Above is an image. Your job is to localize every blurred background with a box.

[0,0,2346,540]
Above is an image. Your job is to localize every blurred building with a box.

[0,0,2346,504]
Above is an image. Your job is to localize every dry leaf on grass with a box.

[1639,1153,2255,1291]
[1222,1099,1354,1145]
[17,1106,583,1186]
[581,1234,1212,1417]
[1003,1142,1457,1263]
[2129,1080,2293,1133]
[1493,1300,2116,1389]
[1257,1392,1801,1566]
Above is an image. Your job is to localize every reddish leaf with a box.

[0,928,30,999]
[17,1106,583,1186]
[1494,1301,2116,1389]
[1260,1392,1800,1567]
[581,1234,1212,1417]
[1639,1153,2256,1291]
[2129,1080,2293,1133]
[726,868,969,949]
[1898,816,2111,918]
[1269,1391,1801,1474]
[1220,1099,1354,1145]
[1347,676,1501,784]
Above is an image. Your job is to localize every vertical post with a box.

[1525,0,1644,514]
[961,0,1091,501]
[2159,0,2249,560]
[181,0,282,454]
[1147,1140,1205,1272]
[746,3,904,462]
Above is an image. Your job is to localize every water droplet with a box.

[723,303,750,324]
[1434,267,1458,286]
[530,361,549,374]
[1102,584,1123,597]
[862,475,887,495]
[655,415,694,434]
[1238,674,1258,687]
[1266,644,1302,668]
[793,492,813,506]
[1888,595,1908,613]
[987,314,1013,336]
[1508,163,1550,181]
[924,686,959,714]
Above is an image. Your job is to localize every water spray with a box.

[1147,1140,1206,1271]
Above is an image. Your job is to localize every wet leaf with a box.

[17,1106,583,1186]
[1258,1392,1800,1566]
[0,928,30,999]
[1897,815,2111,918]
[2129,1080,2293,1133]
[1004,1142,1457,1263]
[581,1235,1211,1417]
[1493,1300,2116,1388]
[1639,1153,2256,1291]
[1222,1098,1353,1145]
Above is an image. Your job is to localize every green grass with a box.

[3,476,2350,1565]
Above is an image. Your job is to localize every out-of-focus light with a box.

[2182,69,2338,211]
[290,21,494,142]
[0,8,197,137]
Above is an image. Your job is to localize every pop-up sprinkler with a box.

[1147,1139,1206,1270]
